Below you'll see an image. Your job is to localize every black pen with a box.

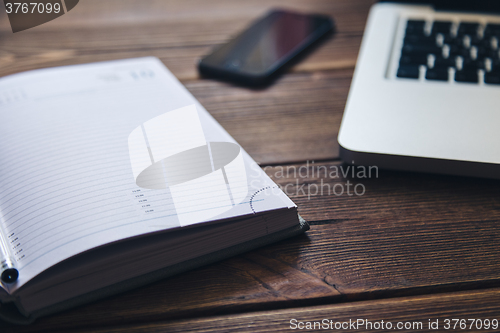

[0,229,18,284]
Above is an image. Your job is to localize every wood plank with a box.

[87,288,500,332]
[0,0,374,80]
[3,1,497,331]
[266,161,500,294]
[185,70,352,163]
[6,162,500,332]
[3,252,341,332]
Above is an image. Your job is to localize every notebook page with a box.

[0,57,295,292]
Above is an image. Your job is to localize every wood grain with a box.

[6,162,500,332]
[86,288,500,332]
[2,0,499,332]
[185,70,352,163]
[265,161,500,294]
[0,0,373,80]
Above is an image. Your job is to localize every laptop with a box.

[338,0,500,179]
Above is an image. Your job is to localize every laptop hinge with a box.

[378,0,500,14]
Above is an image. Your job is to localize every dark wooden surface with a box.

[2,0,500,332]
[89,288,500,332]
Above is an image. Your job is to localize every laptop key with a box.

[484,24,500,38]
[426,68,448,81]
[431,21,452,35]
[470,38,490,52]
[402,43,440,55]
[485,71,500,84]
[446,43,471,57]
[397,65,420,79]
[404,34,434,45]
[485,48,499,59]
[443,34,460,45]
[457,22,479,37]
[406,20,425,35]
[473,46,488,60]
[434,55,455,68]
[462,60,484,71]
[400,54,428,66]
[455,70,478,83]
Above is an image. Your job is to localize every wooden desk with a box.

[2,1,500,331]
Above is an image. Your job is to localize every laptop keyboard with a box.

[397,19,500,85]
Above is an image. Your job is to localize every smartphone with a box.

[198,10,334,86]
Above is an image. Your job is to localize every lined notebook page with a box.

[0,58,294,292]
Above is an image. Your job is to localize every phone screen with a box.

[199,10,333,82]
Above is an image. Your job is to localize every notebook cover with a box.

[0,216,309,325]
